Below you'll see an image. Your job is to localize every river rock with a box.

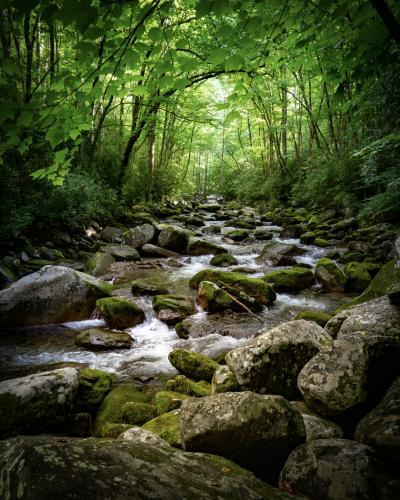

[0,434,292,500]
[131,278,169,295]
[0,265,111,327]
[209,253,238,267]
[325,296,400,339]
[75,328,133,350]
[198,203,222,212]
[119,426,171,448]
[180,391,306,482]
[98,226,122,242]
[202,225,221,235]
[279,225,302,239]
[264,267,315,293]
[121,401,157,425]
[294,309,332,327]
[75,368,113,413]
[165,375,211,397]
[142,409,182,447]
[315,258,347,293]
[197,280,264,313]
[123,223,156,248]
[226,320,332,399]
[256,242,304,266]
[225,229,249,241]
[158,225,189,253]
[154,391,190,415]
[141,243,180,258]
[99,244,140,261]
[186,237,226,256]
[84,251,115,276]
[211,365,240,394]
[344,261,372,293]
[168,348,219,382]
[279,439,397,500]
[0,367,79,438]
[254,227,275,240]
[291,401,344,441]
[96,297,145,329]
[298,332,400,419]
[355,375,400,462]
[153,294,195,325]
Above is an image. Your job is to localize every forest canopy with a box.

[0,0,399,240]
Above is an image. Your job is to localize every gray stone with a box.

[84,252,115,276]
[75,328,133,351]
[158,225,189,253]
[119,426,171,449]
[186,237,226,256]
[180,391,306,482]
[291,402,344,441]
[99,244,140,261]
[98,226,123,242]
[141,243,180,258]
[226,320,332,399]
[123,223,156,248]
[211,365,240,394]
[315,258,347,293]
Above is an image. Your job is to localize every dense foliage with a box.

[0,0,399,240]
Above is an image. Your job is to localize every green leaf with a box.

[0,107,15,124]
[181,59,199,72]
[206,48,227,65]
[174,78,191,90]
[196,0,212,18]
[55,148,68,163]
[148,27,163,42]
[132,86,147,97]
[225,54,245,71]
[46,126,65,149]
[224,110,241,125]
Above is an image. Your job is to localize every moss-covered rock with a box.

[189,269,276,306]
[211,365,240,395]
[186,237,226,256]
[175,321,190,339]
[154,391,190,415]
[165,375,211,397]
[344,261,372,293]
[121,401,157,425]
[75,368,113,413]
[315,258,347,293]
[142,409,182,447]
[294,310,332,327]
[209,253,238,267]
[99,244,140,261]
[84,252,115,277]
[96,297,145,329]
[300,231,316,244]
[314,238,328,247]
[168,348,219,382]
[0,262,16,288]
[93,384,151,436]
[197,280,264,313]
[152,294,195,325]
[256,242,305,266]
[264,267,314,293]
[131,278,168,296]
[225,229,249,241]
[101,422,133,438]
[75,328,133,350]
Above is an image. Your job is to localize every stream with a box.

[0,210,349,384]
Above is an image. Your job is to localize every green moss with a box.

[131,279,168,296]
[142,410,181,447]
[168,349,219,382]
[121,402,157,425]
[344,262,372,293]
[209,253,238,267]
[225,229,249,241]
[96,297,145,329]
[338,252,366,264]
[264,267,314,293]
[300,231,316,244]
[152,295,195,325]
[294,310,333,327]
[175,322,189,339]
[314,238,328,247]
[315,258,347,292]
[154,391,190,415]
[165,375,211,397]
[100,422,132,438]
[75,369,113,413]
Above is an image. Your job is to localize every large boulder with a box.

[180,391,306,482]
[75,368,113,413]
[99,244,140,261]
[131,278,169,296]
[0,368,79,438]
[325,296,400,339]
[256,242,306,267]
[209,253,238,267]
[123,223,156,248]
[141,243,180,258]
[226,320,332,399]
[165,375,211,397]
[121,401,157,425]
[298,332,400,420]
[0,434,294,500]
[314,258,347,293]
[154,391,190,415]
[75,328,133,351]
[279,439,398,500]
[84,252,115,277]
[142,409,182,447]
[0,265,111,327]
[189,269,276,306]
[291,401,343,441]
[168,348,219,382]
[344,261,372,293]
[153,295,195,325]
[186,237,226,256]
[264,267,315,293]
[211,365,240,395]
[158,225,189,253]
[98,226,122,242]
[197,281,264,313]
[355,375,400,462]
[96,297,145,329]
[225,229,249,241]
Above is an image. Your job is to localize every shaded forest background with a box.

[0,0,399,242]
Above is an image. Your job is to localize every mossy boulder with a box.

[154,391,190,415]
[189,269,276,306]
[101,422,133,437]
[121,401,157,425]
[131,278,168,296]
[344,261,372,293]
[75,368,113,413]
[84,252,115,277]
[93,384,151,437]
[294,310,332,327]
[264,267,314,293]
[315,258,347,293]
[165,375,211,397]
[152,294,195,325]
[122,223,156,248]
[225,229,249,241]
[314,238,328,247]
[300,231,316,244]
[186,237,227,256]
[257,242,305,266]
[99,244,140,261]
[0,262,16,288]
[197,280,264,313]
[96,297,145,329]
[75,328,133,350]
[158,225,189,253]
[209,253,238,267]
[175,321,190,339]
[211,365,240,395]
[168,348,219,382]
[142,409,182,447]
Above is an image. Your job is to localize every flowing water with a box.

[0,210,349,383]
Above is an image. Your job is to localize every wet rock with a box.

[153,294,195,325]
[314,237,328,247]
[315,258,347,293]
[0,367,79,438]
[99,244,140,261]
[198,203,221,212]
[186,237,226,256]
[180,391,306,482]
[166,375,211,397]
[94,384,151,437]
[209,253,238,267]
[0,265,111,327]
[279,439,396,500]
[254,227,275,240]
[123,223,156,248]
[75,328,133,351]
[168,348,219,382]
[197,280,264,313]
[256,242,305,266]
[96,296,145,329]
[279,225,302,239]
[121,401,158,425]
[226,320,332,399]
[225,229,249,241]
[211,365,240,394]
[131,278,169,295]
[332,217,358,232]
[84,251,115,276]
[298,332,400,419]
[98,226,123,242]
[264,267,314,293]
[158,225,189,253]
[325,296,400,339]
[299,231,316,244]
[142,409,182,447]
[154,390,190,415]
[355,375,400,462]
[141,243,180,258]
[189,269,276,306]
[294,309,332,327]
[344,261,372,293]
[75,368,113,413]
[202,225,221,235]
